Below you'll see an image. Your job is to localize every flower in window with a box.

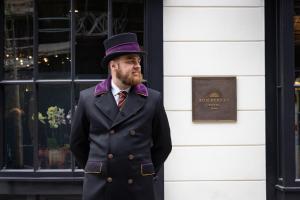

[46,106,66,128]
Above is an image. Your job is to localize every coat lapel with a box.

[93,76,148,127]
[111,89,146,128]
[94,92,119,122]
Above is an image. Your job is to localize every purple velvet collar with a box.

[94,76,148,97]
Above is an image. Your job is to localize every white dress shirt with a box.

[111,80,131,104]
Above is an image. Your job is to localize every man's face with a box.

[112,54,143,86]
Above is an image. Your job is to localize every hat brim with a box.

[101,51,146,68]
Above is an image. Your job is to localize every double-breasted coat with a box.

[70,76,172,200]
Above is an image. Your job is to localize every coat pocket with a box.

[84,161,102,174]
[141,163,155,176]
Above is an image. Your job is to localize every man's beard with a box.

[116,67,143,86]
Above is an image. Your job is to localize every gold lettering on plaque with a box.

[198,91,229,110]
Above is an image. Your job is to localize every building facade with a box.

[0,0,299,200]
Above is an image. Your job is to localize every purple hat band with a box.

[105,42,141,56]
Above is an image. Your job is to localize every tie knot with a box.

[117,91,128,109]
[119,91,128,98]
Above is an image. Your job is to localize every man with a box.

[70,32,172,200]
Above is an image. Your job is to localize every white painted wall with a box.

[163,0,266,200]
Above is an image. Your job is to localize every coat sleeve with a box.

[151,93,172,174]
[70,92,90,168]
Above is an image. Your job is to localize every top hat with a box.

[101,32,146,67]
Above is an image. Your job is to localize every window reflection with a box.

[112,0,144,46]
[75,0,108,78]
[38,0,71,79]
[1,0,146,172]
[3,84,34,169]
[38,84,71,169]
[4,0,34,80]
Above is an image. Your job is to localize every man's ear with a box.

[109,60,116,71]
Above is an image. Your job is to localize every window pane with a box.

[112,0,144,46]
[75,0,108,79]
[38,0,71,79]
[38,84,71,169]
[3,84,34,169]
[295,1,300,178]
[4,0,34,80]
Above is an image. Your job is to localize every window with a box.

[0,0,146,173]
[275,0,300,186]
[266,0,300,199]
[295,0,300,179]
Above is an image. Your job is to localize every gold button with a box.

[128,179,133,184]
[108,153,114,159]
[128,154,134,160]
[107,177,113,183]
[110,130,115,134]
[129,130,136,136]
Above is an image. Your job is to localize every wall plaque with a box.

[192,77,237,121]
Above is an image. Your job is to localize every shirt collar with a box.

[111,79,131,97]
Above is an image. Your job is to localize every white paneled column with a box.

[163,0,265,200]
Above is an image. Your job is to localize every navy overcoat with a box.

[70,76,172,200]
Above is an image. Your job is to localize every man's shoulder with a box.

[147,87,161,96]
[79,85,97,98]
[146,87,162,102]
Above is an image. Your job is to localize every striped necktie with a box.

[117,91,128,109]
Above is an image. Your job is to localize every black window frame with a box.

[266,0,300,199]
[0,0,164,198]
